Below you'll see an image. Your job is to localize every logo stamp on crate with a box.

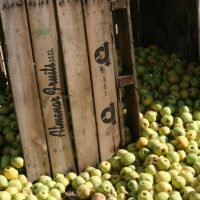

[40,48,65,136]
[101,102,116,125]
[94,41,110,66]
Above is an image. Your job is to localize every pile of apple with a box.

[1,45,200,200]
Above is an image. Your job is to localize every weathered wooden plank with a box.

[1,0,51,181]
[83,0,121,160]
[118,75,134,87]
[55,0,99,171]
[108,1,125,146]
[112,0,140,140]
[111,0,127,10]
[26,0,76,175]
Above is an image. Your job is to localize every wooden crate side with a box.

[112,0,140,140]
[55,0,99,171]
[26,0,76,174]
[82,0,121,160]
[1,0,51,181]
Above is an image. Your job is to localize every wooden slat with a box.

[108,1,125,146]
[1,0,51,181]
[83,0,121,160]
[111,0,127,10]
[55,0,99,171]
[118,75,134,87]
[26,0,76,175]
[112,0,140,140]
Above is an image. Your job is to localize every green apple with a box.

[155,192,169,200]
[166,151,180,163]
[120,152,135,166]
[155,182,172,193]
[8,179,22,192]
[144,165,157,176]
[186,153,198,165]
[144,154,159,166]
[173,117,184,126]
[120,167,132,179]
[11,193,25,200]
[186,130,197,141]
[186,121,199,131]
[127,180,138,192]
[24,195,38,200]
[72,176,86,190]
[77,184,92,199]
[136,137,148,149]
[156,156,170,171]
[54,176,69,187]
[110,174,122,185]
[177,150,186,161]
[172,126,185,138]
[171,176,186,189]
[36,189,48,200]
[101,173,111,181]
[66,172,77,182]
[140,118,149,129]
[53,183,65,194]
[139,173,153,183]
[97,181,112,195]
[0,191,11,200]
[160,107,171,116]
[169,191,182,200]
[110,156,122,172]
[193,110,200,120]
[144,111,157,122]
[150,101,163,112]
[138,190,153,200]
[138,148,151,161]
[124,170,139,181]
[180,186,195,200]
[153,143,168,156]
[0,175,8,190]
[179,170,194,185]
[141,128,158,139]
[98,161,111,174]
[161,115,173,127]
[193,162,200,175]
[142,94,153,106]
[181,112,193,123]
[149,122,159,131]
[170,162,182,172]
[155,171,171,183]
[138,181,153,192]
[158,127,170,136]
[89,176,102,189]
[188,192,200,200]
[186,144,199,154]
[116,149,128,157]
[39,175,52,185]
[175,136,189,149]
[90,169,102,177]
[147,139,160,150]
[168,169,179,179]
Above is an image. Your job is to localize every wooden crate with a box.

[0,0,139,182]
[131,0,200,62]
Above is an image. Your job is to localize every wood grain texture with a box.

[113,0,140,140]
[26,0,76,175]
[55,0,99,171]
[1,0,51,181]
[83,0,121,160]
[111,0,127,10]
